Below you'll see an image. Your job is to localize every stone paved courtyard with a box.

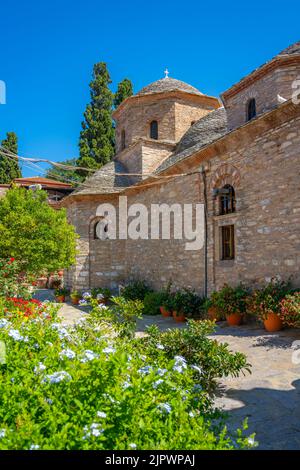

[34,290,300,450]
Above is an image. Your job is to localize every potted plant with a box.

[172,291,186,322]
[55,288,69,303]
[216,284,248,326]
[248,279,291,332]
[158,283,173,317]
[280,291,300,328]
[202,291,222,321]
[92,287,111,305]
[36,277,48,288]
[50,275,62,290]
[161,294,174,317]
[70,290,82,305]
[179,288,204,320]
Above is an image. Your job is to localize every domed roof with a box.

[136,77,203,97]
[277,40,300,57]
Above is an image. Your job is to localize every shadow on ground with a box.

[217,379,300,450]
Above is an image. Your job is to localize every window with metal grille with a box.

[221,225,235,260]
[219,185,235,215]
[150,120,158,139]
[247,98,256,121]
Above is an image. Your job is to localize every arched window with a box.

[247,98,256,121]
[150,120,158,140]
[121,129,126,150]
[94,220,109,240]
[219,184,235,215]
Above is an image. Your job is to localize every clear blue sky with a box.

[0,0,299,177]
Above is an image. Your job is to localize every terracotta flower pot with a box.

[208,307,219,322]
[71,297,80,305]
[37,277,48,289]
[160,306,172,317]
[226,312,243,326]
[55,295,65,303]
[173,311,186,322]
[263,313,283,332]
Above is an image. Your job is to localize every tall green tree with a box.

[0,132,22,183]
[114,78,133,108]
[45,158,85,185]
[78,62,115,168]
[0,186,77,274]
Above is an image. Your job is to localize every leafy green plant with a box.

[0,187,77,274]
[0,258,31,299]
[142,320,251,394]
[280,292,300,327]
[54,288,69,297]
[248,278,291,320]
[91,288,111,300]
[109,296,144,338]
[162,293,175,312]
[143,291,166,315]
[213,284,249,317]
[70,290,81,300]
[171,289,204,318]
[202,291,224,320]
[0,301,255,450]
[121,280,153,301]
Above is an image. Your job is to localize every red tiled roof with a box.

[13,177,72,189]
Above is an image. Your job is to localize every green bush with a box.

[0,300,255,450]
[172,289,205,318]
[91,288,111,300]
[121,280,153,301]
[0,187,77,274]
[0,258,31,299]
[212,284,249,317]
[141,320,251,394]
[248,278,291,320]
[143,291,169,315]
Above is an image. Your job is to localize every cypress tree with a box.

[78,62,115,167]
[114,78,133,108]
[0,132,22,183]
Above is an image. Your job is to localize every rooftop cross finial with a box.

[164,68,169,79]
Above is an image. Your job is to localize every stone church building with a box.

[62,41,300,294]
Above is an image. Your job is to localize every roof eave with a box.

[113,90,220,119]
[221,55,300,101]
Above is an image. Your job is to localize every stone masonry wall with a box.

[115,96,214,152]
[66,109,300,294]
[224,64,300,131]
[116,140,174,177]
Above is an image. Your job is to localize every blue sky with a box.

[0,0,299,178]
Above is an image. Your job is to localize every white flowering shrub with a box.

[0,303,255,450]
[141,321,252,393]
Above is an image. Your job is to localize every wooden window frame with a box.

[221,225,235,260]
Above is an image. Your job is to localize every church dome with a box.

[136,77,203,97]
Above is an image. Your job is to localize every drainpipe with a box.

[200,166,208,298]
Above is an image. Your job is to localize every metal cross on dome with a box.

[164,68,170,79]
